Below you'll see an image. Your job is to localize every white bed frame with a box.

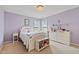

[20,31,48,52]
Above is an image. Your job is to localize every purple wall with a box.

[45,7,79,44]
[4,12,25,41]
[4,12,37,41]
[4,7,79,45]
[0,9,4,46]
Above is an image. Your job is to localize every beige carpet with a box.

[0,41,79,54]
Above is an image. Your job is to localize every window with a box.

[41,20,48,31]
[33,20,40,31]
[41,20,47,28]
[33,20,40,28]
[24,19,29,26]
[33,19,48,31]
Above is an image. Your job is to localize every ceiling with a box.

[0,5,79,18]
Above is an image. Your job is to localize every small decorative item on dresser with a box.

[13,32,18,44]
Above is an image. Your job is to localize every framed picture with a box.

[24,19,29,26]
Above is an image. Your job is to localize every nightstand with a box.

[13,32,18,44]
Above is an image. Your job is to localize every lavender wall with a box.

[0,9,4,46]
[44,7,79,44]
[4,12,37,41]
[4,7,79,45]
[4,12,25,41]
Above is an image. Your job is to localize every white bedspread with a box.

[20,31,47,49]
[20,27,48,51]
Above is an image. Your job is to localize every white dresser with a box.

[49,31,70,45]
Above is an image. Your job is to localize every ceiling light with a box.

[36,5,44,11]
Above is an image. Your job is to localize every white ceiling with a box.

[0,5,79,18]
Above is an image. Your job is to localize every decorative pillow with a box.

[20,26,31,34]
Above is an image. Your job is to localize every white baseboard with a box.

[3,41,12,44]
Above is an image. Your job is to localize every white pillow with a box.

[20,26,33,33]
[33,28,40,32]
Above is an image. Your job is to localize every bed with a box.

[20,27,48,52]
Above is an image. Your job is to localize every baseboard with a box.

[3,41,12,44]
